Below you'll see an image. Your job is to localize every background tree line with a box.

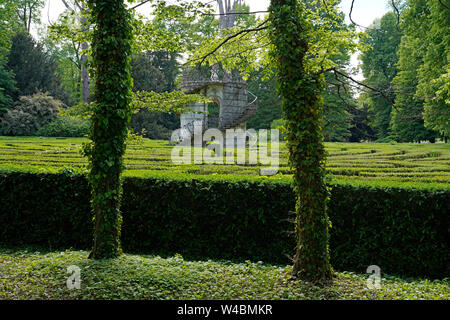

[358,0,448,143]
[0,0,182,139]
[0,0,448,143]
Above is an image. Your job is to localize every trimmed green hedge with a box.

[0,171,448,278]
[35,116,90,137]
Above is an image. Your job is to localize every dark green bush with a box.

[35,116,90,137]
[0,171,447,278]
[130,109,178,140]
[0,92,64,136]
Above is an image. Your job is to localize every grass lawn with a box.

[0,248,448,300]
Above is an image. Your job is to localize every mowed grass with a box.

[0,136,449,188]
[0,248,448,300]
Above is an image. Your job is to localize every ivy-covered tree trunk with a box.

[269,0,332,282]
[86,0,133,259]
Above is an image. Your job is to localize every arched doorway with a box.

[207,102,220,129]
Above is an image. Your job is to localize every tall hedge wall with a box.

[0,171,448,278]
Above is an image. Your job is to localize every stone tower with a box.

[178,0,257,141]
[179,67,257,141]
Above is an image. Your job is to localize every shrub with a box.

[35,116,90,137]
[0,92,64,136]
[130,110,178,140]
[270,118,287,141]
[0,171,447,278]
[376,137,395,143]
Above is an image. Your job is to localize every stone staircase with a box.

[221,90,258,130]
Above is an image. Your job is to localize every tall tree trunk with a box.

[269,0,333,283]
[27,6,32,32]
[62,0,90,102]
[87,0,133,259]
[80,17,89,102]
[81,52,89,102]
[216,0,241,81]
[217,0,239,29]
[22,7,27,30]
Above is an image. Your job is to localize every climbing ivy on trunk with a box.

[268,0,333,282]
[85,0,133,259]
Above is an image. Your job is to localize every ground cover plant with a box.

[0,248,448,300]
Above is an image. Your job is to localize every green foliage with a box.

[0,171,447,279]
[270,118,286,140]
[0,60,17,114]
[389,1,442,142]
[6,31,65,101]
[309,2,355,142]
[411,0,449,137]
[433,69,450,108]
[188,0,362,79]
[131,50,179,93]
[349,95,376,142]
[360,12,402,140]
[185,13,269,78]
[129,50,200,140]
[245,17,355,141]
[0,0,19,59]
[48,3,91,46]
[246,69,282,130]
[1,249,448,300]
[35,116,90,137]
[0,0,19,113]
[328,183,448,279]
[131,0,211,53]
[129,110,176,140]
[60,91,209,124]
[47,3,92,104]
[322,71,353,142]
[50,41,83,105]
[0,92,63,136]
[15,0,45,32]
[0,172,92,249]
[130,90,209,114]
[390,34,437,142]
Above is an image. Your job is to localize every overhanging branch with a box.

[189,20,269,65]
[326,68,396,106]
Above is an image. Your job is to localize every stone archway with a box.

[203,84,224,130]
